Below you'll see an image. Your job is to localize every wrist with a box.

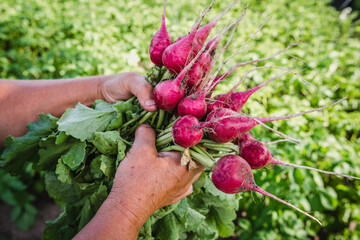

[106,190,153,232]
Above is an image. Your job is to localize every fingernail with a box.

[145,100,156,106]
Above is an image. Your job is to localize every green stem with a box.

[150,111,158,126]
[158,126,172,138]
[156,132,173,146]
[156,109,165,129]
[121,110,147,128]
[160,145,214,168]
[192,145,214,161]
[138,112,155,125]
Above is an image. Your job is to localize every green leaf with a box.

[55,158,72,184]
[11,203,38,231]
[185,207,206,232]
[37,137,85,171]
[155,213,180,240]
[113,99,135,113]
[116,140,127,166]
[55,131,69,145]
[211,207,236,238]
[61,141,86,169]
[57,103,116,141]
[92,131,121,155]
[77,184,108,230]
[0,113,58,175]
[45,172,78,203]
[43,206,78,240]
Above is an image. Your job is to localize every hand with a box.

[109,125,204,222]
[75,125,204,240]
[99,72,157,112]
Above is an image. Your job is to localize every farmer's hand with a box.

[74,125,204,240]
[111,124,204,215]
[99,72,157,112]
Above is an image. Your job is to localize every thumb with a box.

[128,74,157,112]
[132,125,157,155]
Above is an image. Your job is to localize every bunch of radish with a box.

[148,0,359,225]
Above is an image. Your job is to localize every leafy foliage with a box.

[0,0,360,239]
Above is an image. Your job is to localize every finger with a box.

[191,171,203,184]
[189,162,205,176]
[132,125,157,154]
[127,73,157,112]
[179,185,193,199]
[167,185,194,205]
[158,151,182,163]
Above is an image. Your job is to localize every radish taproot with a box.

[206,98,346,143]
[149,0,172,66]
[206,67,295,114]
[211,155,322,224]
[239,139,360,179]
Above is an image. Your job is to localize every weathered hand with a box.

[75,125,204,240]
[109,125,204,221]
[100,72,157,112]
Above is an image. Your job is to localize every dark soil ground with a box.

[0,195,61,240]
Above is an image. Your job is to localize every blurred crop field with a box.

[1,0,360,239]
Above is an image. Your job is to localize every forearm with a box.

[74,192,150,240]
[0,76,105,145]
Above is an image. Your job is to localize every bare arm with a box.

[0,72,156,146]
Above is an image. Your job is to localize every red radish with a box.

[154,31,212,111]
[206,68,293,114]
[236,132,254,142]
[162,1,215,73]
[239,139,360,180]
[184,52,212,89]
[227,70,292,112]
[174,35,187,43]
[211,155,322,224]
[206,98,346,143]
[149,0,172,66]
[177,91,207,119]
[172,115,203,147]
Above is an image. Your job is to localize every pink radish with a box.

[162,1,215,73]
[239,139,360,180]
[236,132,254,142]
[184,52,212,89]
[149,0,173,66]
[206,67,294,114]
[172,115,203,147]
[211,155,322,224]
[206,98,346,143]
[177,91,207,119]
[153,62,188,111]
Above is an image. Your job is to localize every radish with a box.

[154,30,213,111]
[206,67,295,114]
[162,0,215,73]
[239,139,360,179]
[236,132,254,142]
[149,0,172,66]
[211,155,322,224]
[206,98,346,143]
[172,115,203,148]
[177,90,207,119]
